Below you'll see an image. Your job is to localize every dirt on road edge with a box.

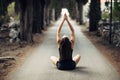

[0,30,47,80]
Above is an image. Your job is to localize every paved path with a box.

[6,18,120,80]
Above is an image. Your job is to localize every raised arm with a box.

[57,18,65,47]
[65,15,75,48]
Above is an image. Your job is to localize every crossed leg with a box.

[50,54,80,65]
[50,56,59,65]
[73,54,81,65]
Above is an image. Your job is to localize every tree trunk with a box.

[76,0,88,24]
[44,5,50,27]
[40,0,45,30]
[19,0,33,43]
[78,2,83,24]
[89,0,101,32]
[55,7,61,20]
[32,0,42,33]
[14,0,20,14]
[51,8,55,21]
[44,0,50,27]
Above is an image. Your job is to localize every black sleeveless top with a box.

[59,48,73,61]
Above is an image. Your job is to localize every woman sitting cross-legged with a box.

[50,14,80,70]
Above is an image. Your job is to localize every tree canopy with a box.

[0,0,103,43]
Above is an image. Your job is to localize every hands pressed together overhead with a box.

[63,13,68,21]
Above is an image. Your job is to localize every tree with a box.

[113,0,120,21]
[19,0,33,43]
[44,0,51,27]
[76,0,88,24]
[89,0,101,32]
[0,0,13,16]
[32,0,45,33]
[67,0,77,19]
[54,0,62,20]
[14,0,20,14]
[0,0,14,26]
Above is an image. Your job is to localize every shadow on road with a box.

[71,66,91,74]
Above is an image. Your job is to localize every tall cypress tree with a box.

[44,0,51,27]
[32,0,45,33]
[76,0,88,24]
[19,0,33,43]
[89,0,101,32]
[14,0,20,14]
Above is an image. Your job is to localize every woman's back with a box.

[59,37,73,61]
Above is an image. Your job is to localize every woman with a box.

[50,14,80,70]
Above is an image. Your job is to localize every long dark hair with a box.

[59,37,72,59]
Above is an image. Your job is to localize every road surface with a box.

[6,18,120,80]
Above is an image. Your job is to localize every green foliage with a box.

[102,12,109,19]
[0,1,20,25]
[14,14,20,20]
[7,2,20,21]
[7,2,15,17]
[113,1,120,21]
[0,0,14,16]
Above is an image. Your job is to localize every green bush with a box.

[7,2,15,17]
[113,9,120,21]
[7,2,20,21]
[102,12,109,19]
[113,1,120,21]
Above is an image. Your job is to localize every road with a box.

[6,18,120,80]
